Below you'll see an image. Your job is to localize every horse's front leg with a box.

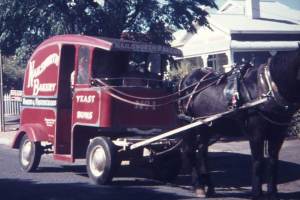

[193,134,215,198]
[266,134,284,200]
[181,134,206,197]
[249,136,265,200]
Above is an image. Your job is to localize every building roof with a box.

[209,14,300,34]
[172,0,300,58]
[219,0,300,24]
[214,0,300,33]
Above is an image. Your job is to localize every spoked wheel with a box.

[152,150,182,182]
[86,137,118,185]
[19,134,42,172]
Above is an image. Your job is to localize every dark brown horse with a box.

[179,47,300,200]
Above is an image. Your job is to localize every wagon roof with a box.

[38,34,182,56]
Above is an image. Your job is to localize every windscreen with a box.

[91,49,164,87]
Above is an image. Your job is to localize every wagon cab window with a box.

[92,49,163,87]
[77,46,90,84]
[92,49,127,80]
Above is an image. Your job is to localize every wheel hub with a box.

[21,140,32,166]
[89,146,107,177]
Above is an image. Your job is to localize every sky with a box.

[216,0,300,10]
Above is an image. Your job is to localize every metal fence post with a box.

[0,50,5,132]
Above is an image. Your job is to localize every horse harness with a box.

[178,61,295,126]
[178,65,253,116]
[178,71,221,116]
[257,59,290,109]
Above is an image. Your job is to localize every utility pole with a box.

[0,50,5,132]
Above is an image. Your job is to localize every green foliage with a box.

[0,0,217,89]
[165,61,193,82]
[2,56,24,92]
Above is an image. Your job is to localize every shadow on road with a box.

[3,151,300,200]
[175,152,300,199]
[0,178,192,200]
[208,152,300,187]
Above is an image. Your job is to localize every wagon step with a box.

[130,97,268,150]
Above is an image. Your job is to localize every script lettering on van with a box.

[27,53,59,96]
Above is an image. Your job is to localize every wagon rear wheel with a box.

[19,134,42,172]
[152,150,182,182]
[86,137,118,185]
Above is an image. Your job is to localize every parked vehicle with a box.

[12,35,183,184]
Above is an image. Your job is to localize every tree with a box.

[2,56,24,92]
[0,0,217,89]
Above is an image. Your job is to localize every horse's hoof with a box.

[195,188,206,198]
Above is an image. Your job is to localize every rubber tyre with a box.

[19,134,42,172]
[86,137,118,185]
[152,150,182,182]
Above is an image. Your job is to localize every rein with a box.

[91,76,220,108]
[184,72,215,112]
[92,78,197,100]
[178,72,221,113]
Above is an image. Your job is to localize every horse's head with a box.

[269,46,300,104]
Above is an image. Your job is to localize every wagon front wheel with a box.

[19,134,42,172]
[86,137,118,185]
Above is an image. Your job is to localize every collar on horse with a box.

[258,60,290,109]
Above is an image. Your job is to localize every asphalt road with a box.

[0,139,300,200]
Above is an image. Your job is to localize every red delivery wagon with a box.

[12,35,183,184]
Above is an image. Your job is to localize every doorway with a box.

[55,45,75,155]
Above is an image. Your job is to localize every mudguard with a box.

[11,123,49,149]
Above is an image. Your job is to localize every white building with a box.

[172,0,300,73]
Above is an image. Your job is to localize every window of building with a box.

[233,51,270,67]
[207,54,217,69]
[207,53,228,73]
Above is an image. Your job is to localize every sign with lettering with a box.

[24,45,59,97]
[72,90,100,125]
